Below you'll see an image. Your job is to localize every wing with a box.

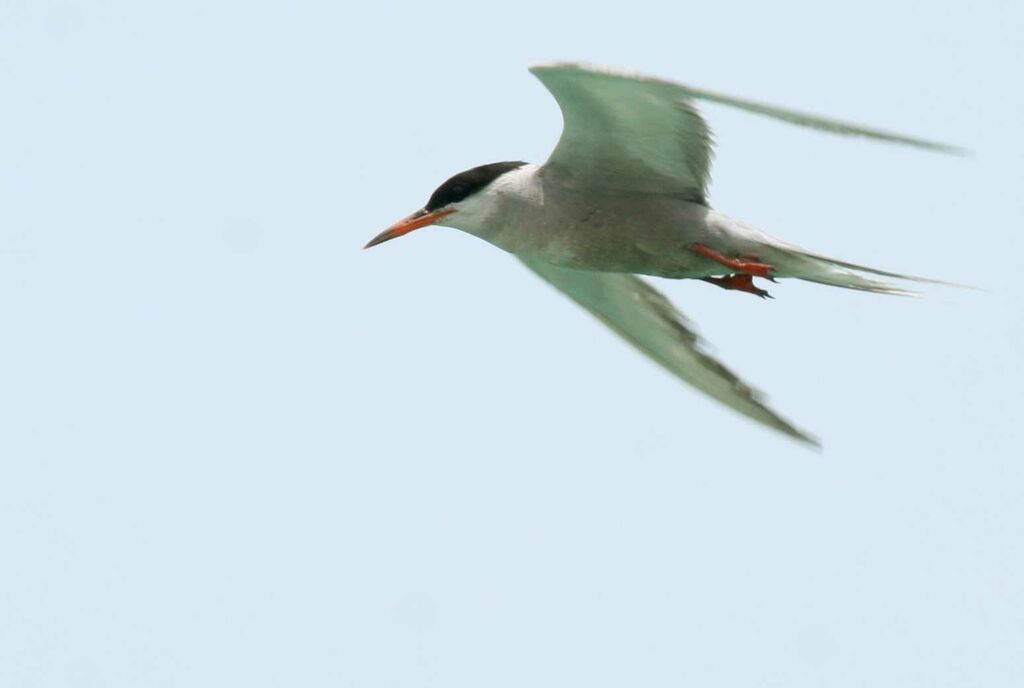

[519,256,820,447]
[529,62,964,200]
[530,63,715,202]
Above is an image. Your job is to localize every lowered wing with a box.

[519,256,820,447]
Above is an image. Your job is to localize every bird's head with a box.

[363,161,528,249]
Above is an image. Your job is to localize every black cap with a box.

[425,161,528,211]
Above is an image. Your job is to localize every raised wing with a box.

[530,63,715,202]
[519,256,819,447]
[529,62,963,201]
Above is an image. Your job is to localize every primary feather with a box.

[520,256,820,446]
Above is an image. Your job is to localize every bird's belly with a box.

[486,197,735,278]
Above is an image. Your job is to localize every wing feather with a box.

[530,63,714,201]
[519,256,820,447]
[529,62,964,200]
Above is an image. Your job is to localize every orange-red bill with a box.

[363,208,456,249]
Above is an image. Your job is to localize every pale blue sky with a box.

[1,1,1022,685]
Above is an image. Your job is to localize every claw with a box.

[691,243,776,278]
[702,274,773,299]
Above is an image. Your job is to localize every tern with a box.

[364,63,961,446]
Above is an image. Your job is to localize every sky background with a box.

[1,1,1022,685]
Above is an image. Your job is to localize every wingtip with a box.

[799,433,825,452]
[946,144,973,158]
[770,418,823,450]
[917,140,971,157]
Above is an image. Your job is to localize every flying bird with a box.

[364,63,961,446]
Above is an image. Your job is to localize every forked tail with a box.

[768,245,964,296]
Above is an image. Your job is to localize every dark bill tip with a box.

[362,208,454,250]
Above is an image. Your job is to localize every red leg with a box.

[701,274,773,299]
[691,243,775,278]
